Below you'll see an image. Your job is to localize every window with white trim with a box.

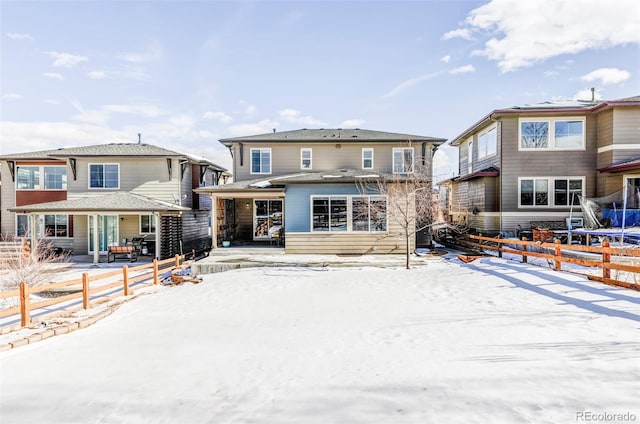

[392,147,414,174]
[250,148,271,174]
[16,214,30,237]
[519,117,585,150]
[519,177,584,207]
[140,215,157,234]
[16,165,67,190]
[44,214,68,237]
[362,148,374,170]
[89,163,119,189]
[311,195,387,232]
[478,126,497,159]
[300,148,312,170]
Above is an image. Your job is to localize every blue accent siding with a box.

[285,183,359,232]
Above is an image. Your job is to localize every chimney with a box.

[272,128,276,133]
[591,87,595,102]
[138,133,141,144]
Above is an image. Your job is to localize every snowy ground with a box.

[1,255,639,424]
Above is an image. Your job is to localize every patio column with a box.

[211,195,218,249]
[92,214,100,264]
[154,212,160,260]
[29,213,38,259]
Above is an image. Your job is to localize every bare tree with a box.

[356,142,435,269]
[0,235,69,305]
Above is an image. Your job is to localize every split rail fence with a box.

[461,234,640,291]
[0,254,191,329]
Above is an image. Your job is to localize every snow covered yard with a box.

[1,256,639,424]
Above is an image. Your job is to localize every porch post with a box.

[29,213,38,259]
[211,195,218,249]
[92,214,100,264]
[154,212,161,260]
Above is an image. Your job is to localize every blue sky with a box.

[1,0,639,180]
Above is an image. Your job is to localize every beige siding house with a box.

[445,95,640,236]
[196,128,445,254]
[0,143,227,262]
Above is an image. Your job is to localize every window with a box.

[519,118,585,150]
[300,148,312,170]
[44,215,68,237]
[140,215,157,234]
[254,200,283,239]
[44,166,67,189]
[16,215,30,237]
[251,148,271,174]
[362,148,374,170]
[519,177,584,207]
[312,195,387,232]
[478,126,497,159]
[16,165,66,190]
[393,147,414,174]
[89,164,119,189]
[467,141,473,173]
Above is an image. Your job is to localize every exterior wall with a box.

[231,141,432,182]
[460,122,501,178]
[612,107,640,163]
[285,183,360,231]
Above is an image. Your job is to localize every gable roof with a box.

[8,192,190,213]
[220,128,446,145]
[449,95,640,146]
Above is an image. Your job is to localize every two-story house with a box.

[444,95,640,236]
[196,128,445,254]
[0,143,227,262]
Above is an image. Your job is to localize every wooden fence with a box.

[0,254,190,329]
[0,239,30,263]
[461,234,640,291]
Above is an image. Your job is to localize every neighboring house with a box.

[196,128,445,254]
[0,143,227,262]
[445,95,640,235]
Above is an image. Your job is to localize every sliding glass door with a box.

[88,215,118,253]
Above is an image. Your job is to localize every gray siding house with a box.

[444,95,640,236]
[0,143,227,262]
[196,128,445,254]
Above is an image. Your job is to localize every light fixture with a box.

[120,217,125,222]
[245,201,251,209]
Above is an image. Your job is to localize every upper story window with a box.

[251,148,271,174]
[519,117,585,150]
[300,148,312,170]
[89,163,119,189]
[362,148,374,170]
[467,140,473,173]
[519,177,584,208]
[392,147,414,174]
[478,126,497,159]
[16,165,67,190]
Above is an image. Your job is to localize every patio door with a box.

[253,199,283,240]
[88,215,119,253]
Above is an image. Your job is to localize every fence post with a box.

[554,239,562,271]
[602,240,611,280]
[521,237,528,264]
[19,281,30,327]
[82,272,90,309]
[174,254,180,269]
[123,264,130,296]
[153,259,159,285]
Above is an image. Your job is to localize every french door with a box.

[88,215,119,253]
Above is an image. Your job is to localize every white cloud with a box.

[244,104,256,115]
[1,93,23,100]
[71,103,166,125]
[447,0,640,72]
[116,42,164,64]
[340,119,365,128]
[442,28,472,41]
[42,72,64,80]
[203,111,233,123]
[103,104,165,118]
[440,55,451,63]
[278,109,327,127]
[88,70,106,79]
[7,33,33,40]
[573,88,603,102]
[580,68,631,85]
[449,65,475,74]
[227,120,280,137]
[381,72,443,99]
[45,51,88,68]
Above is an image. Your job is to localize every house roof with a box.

[220,128,446,145]
[0,143,227,171]
[9,192,190,213]
[598,156,640,173]
[449,95,640,146]
[454,166,500,182]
